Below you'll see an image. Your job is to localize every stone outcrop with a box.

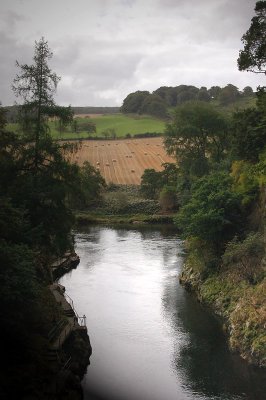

[51,251,80,280]
[46,259,92,399]
[179,262,266,367]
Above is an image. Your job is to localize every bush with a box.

[231,160,259,206]
[222,233,265,283]
[133,132,161,138]
[103,194,159,215]
[175,172,244,254]
[140,169,162,199]
[159,185,177,212]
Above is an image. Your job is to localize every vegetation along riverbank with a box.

[98,2,265,368]
[138,2,265,367]
[0,39,94,399]
[1,1,265,398]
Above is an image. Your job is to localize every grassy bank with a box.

[73,184,175,226]
[177,180,266,368]
[180,252,266,367]
[75,211,174,226]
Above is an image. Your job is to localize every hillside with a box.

[7,113,166,140]
[72,106,120,114]
[68,137,175,185]
[120,84,256,119]
[53,113,165,139]
[4,105,120,122]
[179,186,266,367]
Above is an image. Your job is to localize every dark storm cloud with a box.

[0,0,263,106]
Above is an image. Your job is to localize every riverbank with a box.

[51,251,80,280]
[61,225,266,400]
[74,183,176,226]
[46,253,92,399]
[75,208,266,368]
[1,250,92,400]
[178,186,266,368]
[75,210,175,226]
[180,259,266,367]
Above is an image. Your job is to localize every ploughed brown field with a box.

[69,137,175,185]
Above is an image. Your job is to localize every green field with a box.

[64,114,165,139]
[7,113,166,139]
[6,97,257,139]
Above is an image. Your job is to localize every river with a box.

[60,226,266,400]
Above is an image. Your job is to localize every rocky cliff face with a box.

[52,329,92,400]
[180,264,266,367]
[43,254,92,399]
[179,186,266,368]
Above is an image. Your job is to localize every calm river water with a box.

[60,226,266,400]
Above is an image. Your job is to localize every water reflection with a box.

[161,242,266,400]
[60,226,266,400]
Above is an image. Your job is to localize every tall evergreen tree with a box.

[12,37,60,166]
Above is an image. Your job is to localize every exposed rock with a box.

[180,261,266,368]
[51,251,80,280]
[64,329,92,377]
[46,254,92,399]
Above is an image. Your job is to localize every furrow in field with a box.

[147,144,167,169]
[110,141,126,184]
[124,147,140,184]
[66,138,175,185]
[122,140,141,184]
[113,144,130,184]
[113,142,127,184]
[137,139,161,171]
[122,141,138,184]
[109,145,120,184]
[128,141,150,184]
[109,141,134,184]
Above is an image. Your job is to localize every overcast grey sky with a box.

[0,0,264,106]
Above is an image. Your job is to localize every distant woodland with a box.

[5,84,255,123]
[5,105,120,123]
[120,84,256,118]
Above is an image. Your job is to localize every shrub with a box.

[231,160,259,206]
[175,172,244,254]
[222,233,265,283]
[159,185,177,212]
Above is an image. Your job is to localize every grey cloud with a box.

[0,31,33,105]
[1,9,29,34]
[53,36,143,82]
[0,0,263,106]
[118,0,136,6]
[48,33,146,106]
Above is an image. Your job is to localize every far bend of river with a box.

[60,226,266,400]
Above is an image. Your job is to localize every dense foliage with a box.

[1,37,105,267]
[141,163,178,199]
[140,1,266,276]
[238,1,266,74]
[164,101,229,176]
[0,39,105,397]
[175,173,244,253]
[231,90,266,162]
[121,84,255,119]
[140,85,265,269]
[169,3,266,367]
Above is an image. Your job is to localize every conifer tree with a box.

[13,37,60,166]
